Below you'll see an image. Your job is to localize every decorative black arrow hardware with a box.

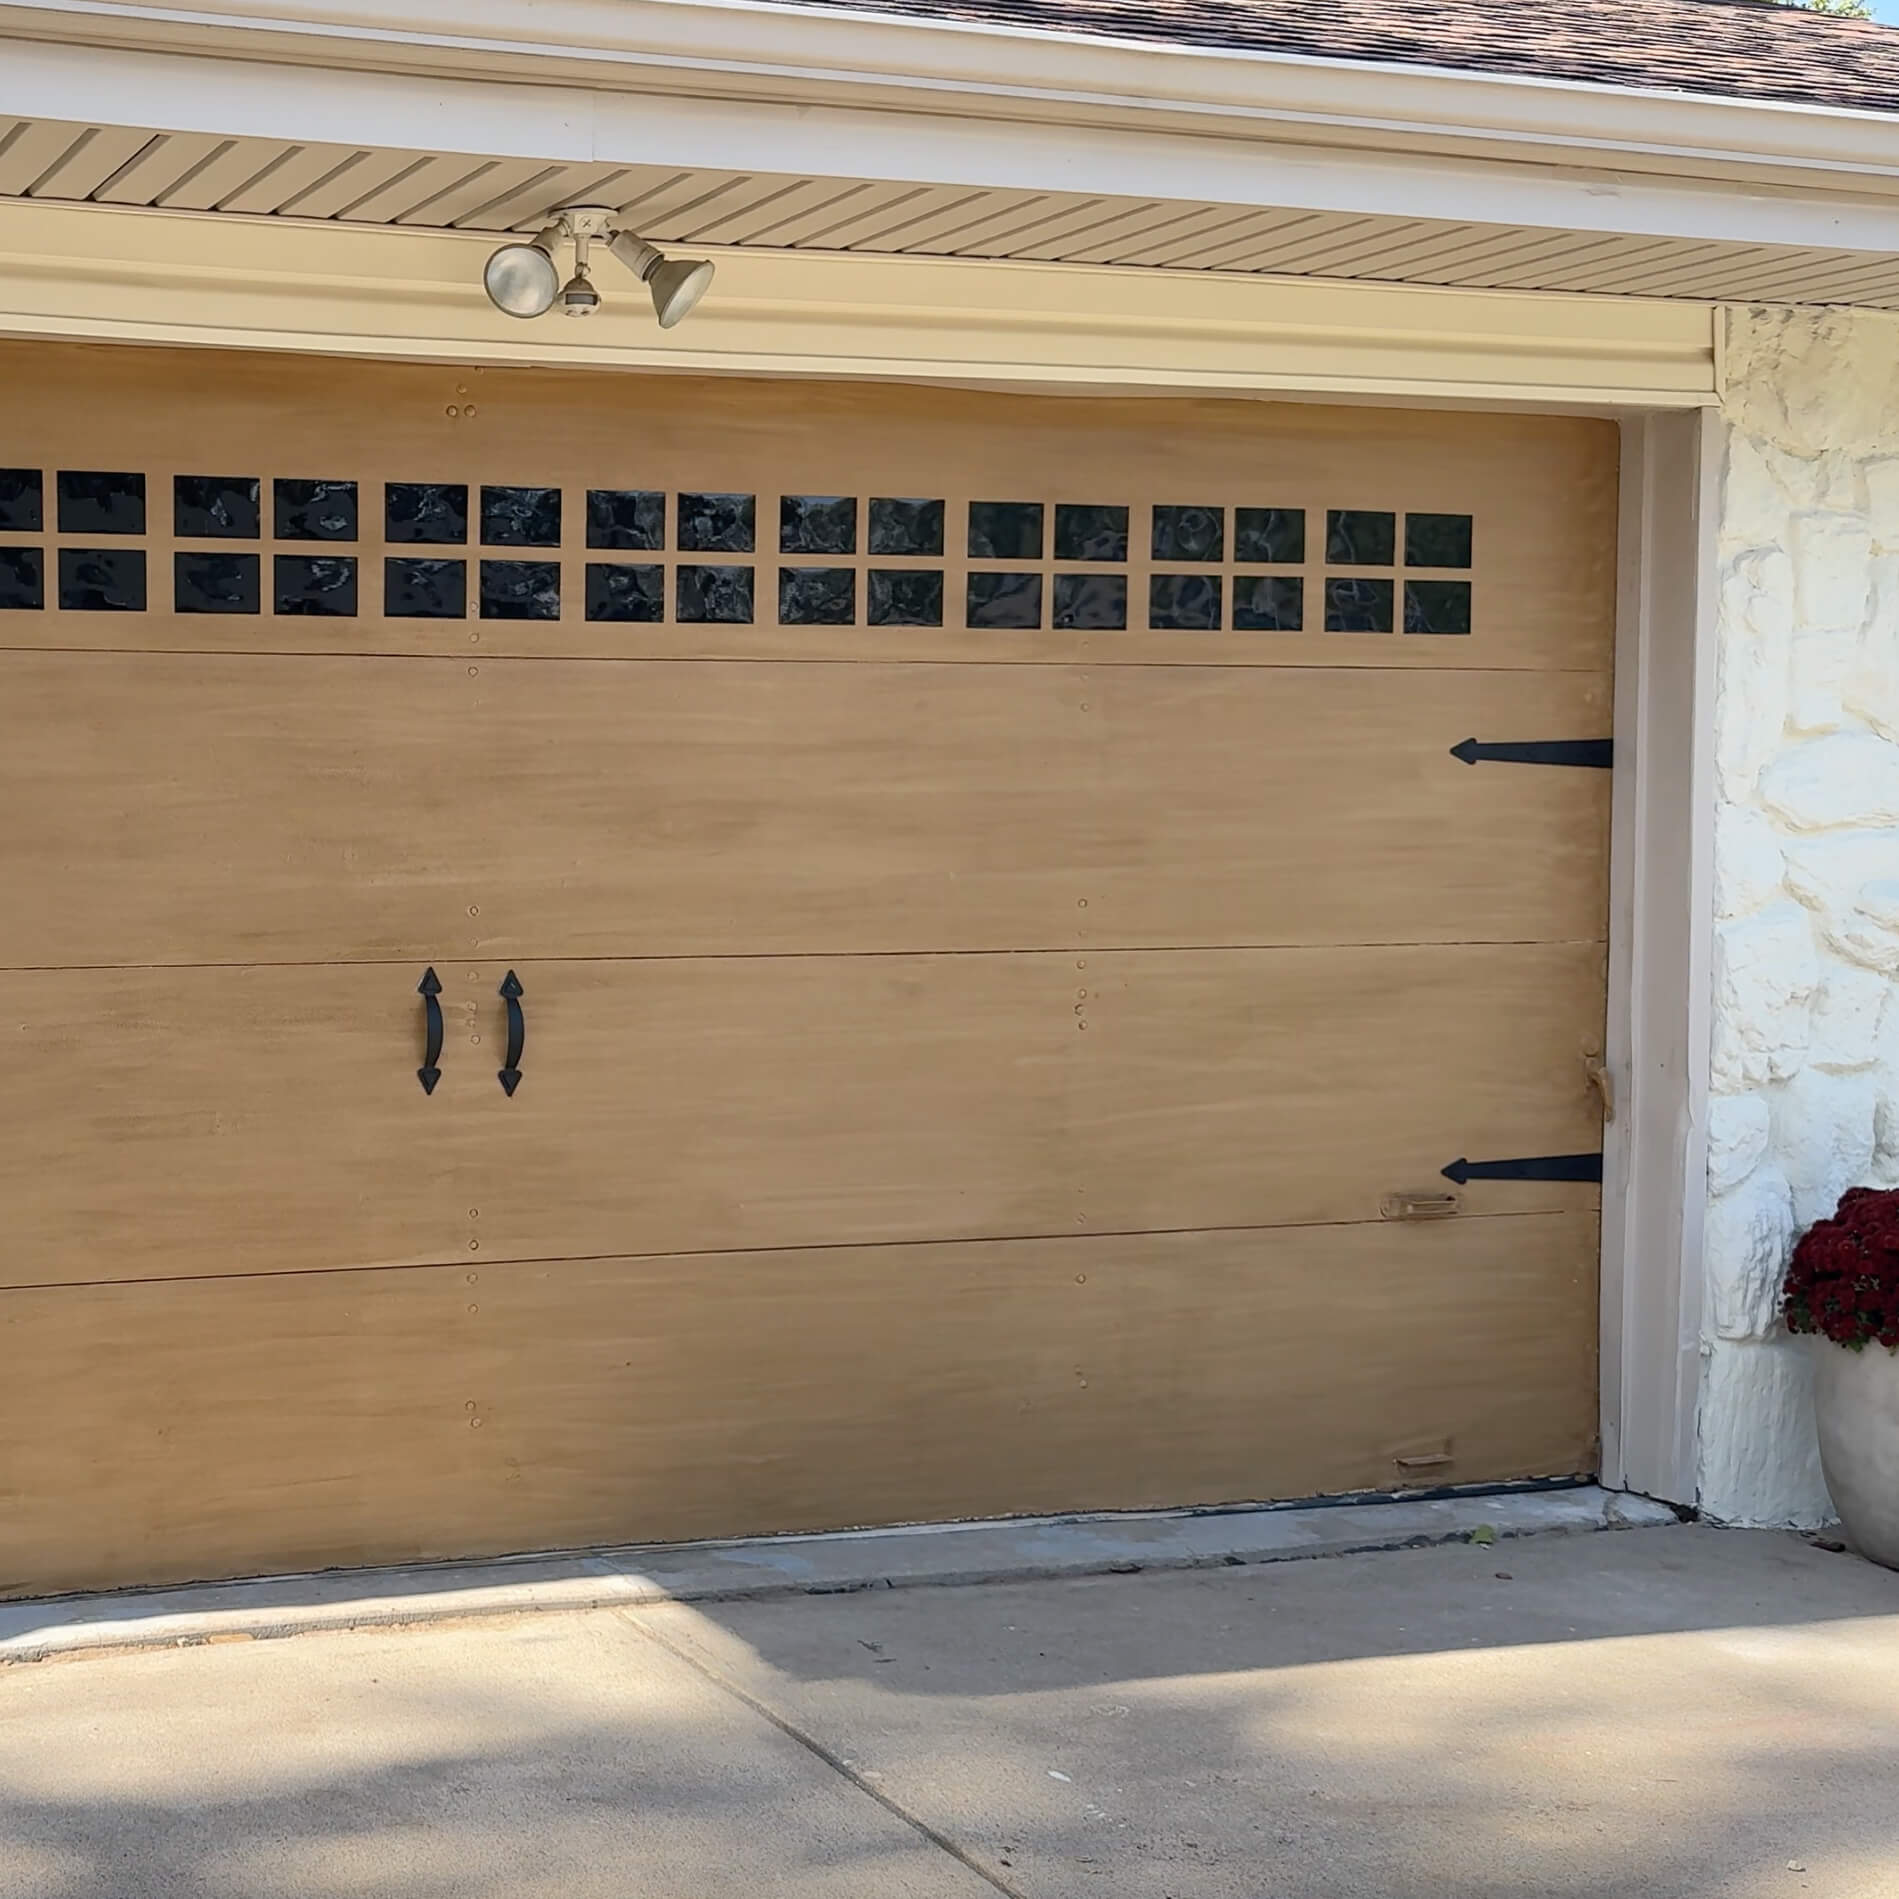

[417,966,443,1096]
[1450,738,1613,769]
[1441,1153,1604,1186]
[498,970,525,1097]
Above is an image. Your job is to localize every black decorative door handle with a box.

[418,966,443,1096]
[498,970,525,1096]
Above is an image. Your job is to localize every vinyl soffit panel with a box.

[0,117,1891,306]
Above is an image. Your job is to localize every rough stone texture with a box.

[1704,307,1899,1527]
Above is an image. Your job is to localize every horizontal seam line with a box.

[0,1209,1603,1296]
[0,940,1612,971]
[0,644,1612,676]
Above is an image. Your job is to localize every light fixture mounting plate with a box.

[553,205,616,241]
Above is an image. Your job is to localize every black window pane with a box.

[1149,573,1222,631]
[58,471,145,536]
[0,546,43,610]
[385,557,466,618]
[1405,580,1473,635]
[58,547,145,611]
[175,552,259,615]
[866,569,944,627]
[1406,513,1474,569]
[869,497,944,557]
[275,554,357,617]
[1233,575,1303,632]
[968,501,1043,561]
[0,469,43,533]
[481,486,561,548]
[678,493,755,554]
[1152,505,1224,564]
[1327,509,1396,566]
[677,564,754,623]
[1234,507,1305,564]
[1325,577,1395,633]
[174,475,259,539]
[1053,573,1127,630]
[481,559,560,620]
[966,571,1042,629]
[275,479,357,542]
[1054,504,1128,563]
[779,566,856,625]
[586,562,665,623]
[386,483,468,545]
[587,489,665,551]
[780,495,857,556]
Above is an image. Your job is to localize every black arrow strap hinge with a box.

[1451,738,1613,769]
[1441,1153,1604,1186]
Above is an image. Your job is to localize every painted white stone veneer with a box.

[1703,307,1899,1525]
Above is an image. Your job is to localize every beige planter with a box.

[1813,1340,1899,1570]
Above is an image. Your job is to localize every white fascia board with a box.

[6,33,1899,259]
[10,0,1899,188]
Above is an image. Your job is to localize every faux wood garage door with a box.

[0,343,1615,1595]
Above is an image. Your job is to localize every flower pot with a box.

[1812,1340,1899,1570]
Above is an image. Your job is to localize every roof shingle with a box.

[785,0,1899,117]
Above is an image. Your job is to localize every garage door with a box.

[0,343,1614,1595]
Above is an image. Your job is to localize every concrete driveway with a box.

[4,1525,1899,1898]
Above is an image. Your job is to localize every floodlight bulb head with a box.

[607,231,715,328]
[483,240,560,319]
[648,257,717,330]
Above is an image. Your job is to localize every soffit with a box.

[5,115,1899,309]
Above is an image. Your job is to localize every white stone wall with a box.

[1703,306,1899,1525]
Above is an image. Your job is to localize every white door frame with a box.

[1598,411,1718,1505]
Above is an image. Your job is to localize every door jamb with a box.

[1598,409,1716,1507]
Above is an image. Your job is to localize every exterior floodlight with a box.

[609,231,717,329]
[483,225,561,319]
[484,209,715,327]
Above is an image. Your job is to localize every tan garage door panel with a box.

[2,943,1600,1290]
[2,652,1609,967]
[0,1214,1599,1598]
[0,342,1615,672]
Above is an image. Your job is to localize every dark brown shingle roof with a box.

[786,0,1899,117]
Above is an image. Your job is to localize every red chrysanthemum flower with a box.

[1783,1187,1899,1352]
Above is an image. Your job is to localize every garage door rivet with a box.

[469,1240,480,1252]
[471,1034,481,1045]
[1076,959,1086,969]
[465,405,479,418]
[446,405,460,418]
[465,1400,477,1411]
[467,1304,479,1314]
[469,1209,479,1220]
[466,1273,479,1285]
[468,905,480,916]
[1077,899,1088,908]
[470,1417,483,1428]
[457,383,469,394]
[1076,1274,1087,1283]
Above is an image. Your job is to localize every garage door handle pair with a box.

[416,967,525,1097]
